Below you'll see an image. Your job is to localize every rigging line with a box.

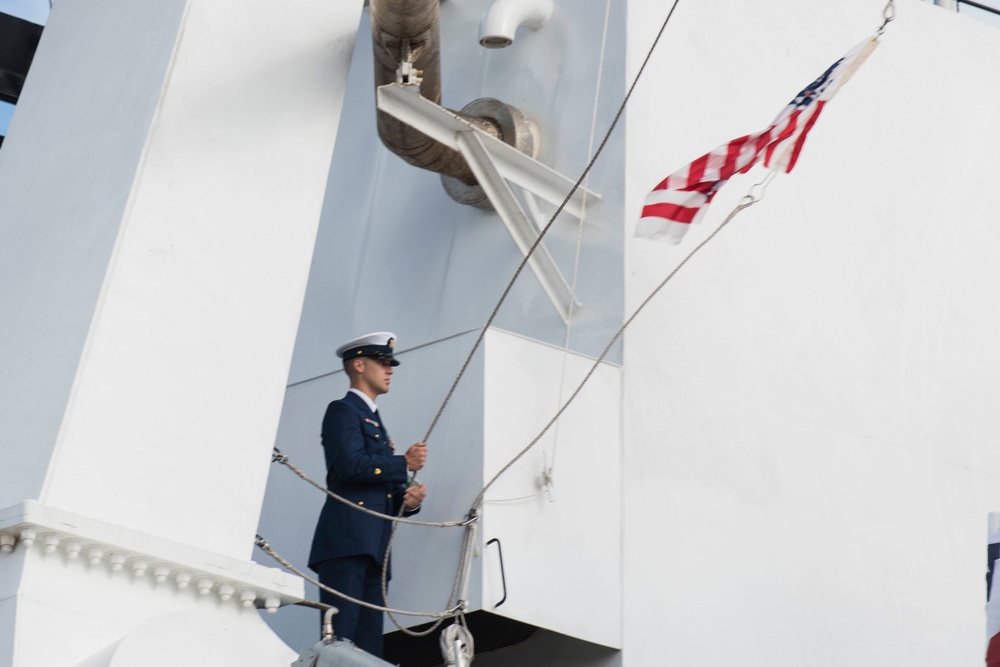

[421,0,684,444]
[254,534,461,619]
[482,488,550,504]
[877,0,895,35]
[472,192,762,510]
[382,508,477,636]
[549,0,614,477]
[272,448,467,528]
[286,328,480,389]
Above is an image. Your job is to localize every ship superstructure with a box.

[2,1,1000,666]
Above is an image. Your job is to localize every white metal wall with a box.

[624,0,1000,665]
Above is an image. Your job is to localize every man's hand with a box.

[403,483,426,510]
[405,442,427,472]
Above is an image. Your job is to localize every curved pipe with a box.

[371,0,503,186]
[479,0,554,49]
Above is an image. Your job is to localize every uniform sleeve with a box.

[322,401,408,484]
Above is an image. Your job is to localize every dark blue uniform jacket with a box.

[308,391,416,575]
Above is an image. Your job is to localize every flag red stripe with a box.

[718,134,751,181]
[641,201,701,224]
[687,153,709,186]
[764,110,800,165]
[784,101,825,172]
[987,632,1000,667]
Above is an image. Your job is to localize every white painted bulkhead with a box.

[0,0,362,664]
[623,1,1000,664]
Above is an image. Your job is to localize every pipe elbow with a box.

[478,0,554,49]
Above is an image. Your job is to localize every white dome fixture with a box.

[478,0,554,49]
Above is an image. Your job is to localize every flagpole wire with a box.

[547,0,615,483]
[472,178,769,510]
[254,534,462,619]
[420,0,684,444]
[877,0,895,35]
[748,168,778,204]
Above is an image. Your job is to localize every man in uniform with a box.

[308,331,428,658]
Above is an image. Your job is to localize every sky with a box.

[1,0,47,25]
[0,0,46,136]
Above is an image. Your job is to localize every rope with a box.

[548,0,615,480]
[472,192,763,510]
[440,623,475,666]
[878,0,895,35]
[255,534,463,618]
[381,509,477,636]
[420,0,684,444]
[256,536,460,619]
[482,488,551,504]
[272,448,466,528]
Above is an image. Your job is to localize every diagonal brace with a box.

[456,130,578,323]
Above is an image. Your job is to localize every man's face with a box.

[356,357,394,396]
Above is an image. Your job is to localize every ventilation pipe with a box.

[370,0,538,206]
[478,0,554,49]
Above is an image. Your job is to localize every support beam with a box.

[376,82,599,219]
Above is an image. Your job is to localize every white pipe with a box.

[934,0,957,10]
[478,0,554,49]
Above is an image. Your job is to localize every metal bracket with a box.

[377,83,601,323]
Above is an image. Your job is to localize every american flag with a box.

[988,523,1000,666]
[636,37,879,243]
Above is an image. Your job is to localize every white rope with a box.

[441,623,475,666]
[548,0,614,481]
[472,188,766,511]
[255,534,461,619]
[272,449,467,528]
[382,510,477,636]
[878,0,895,35]
[482,489,551,504]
